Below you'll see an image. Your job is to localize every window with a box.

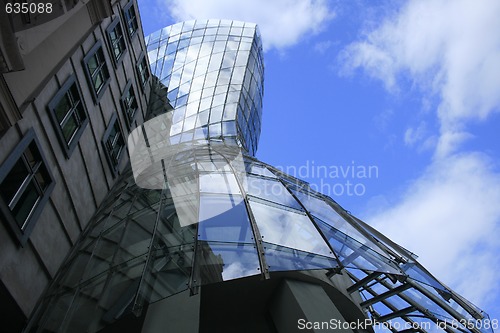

[106,17,126,64]
[47,75,88,157]
[121,81,138,129]
[123,1,139,37]
[0,129,55,245]
[136,53,150,87]
[102,114,125,176]
[83,41,110,102]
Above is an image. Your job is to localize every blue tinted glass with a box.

[263,242,339,272]
[198,195,253,243]
[195,241,260,285]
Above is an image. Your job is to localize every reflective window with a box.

[249,198,334,258]
[245,175,302,210]
[83,41,110,101]
[123,1,139,37]
[136,52,150,87]
[102,114,125,176]
[195,241,260,284]
[198,195,252,243]
[263,242,339,272]
[0,129,54,245]
[120,81,139,130]
[315,218,401,274]
[106,17,126,64]
[199,172,241,195]
[48,75,88,156]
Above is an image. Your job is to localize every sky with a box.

[137,0,500,322]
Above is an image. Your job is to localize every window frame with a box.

[102,113,126,177]
[136,52,150,89]
[106,16,127,66]
[0,129,55,246]
[47,75,89,158]
[123,1,139,38]
[120,80,138,130]
[83,41,111,103]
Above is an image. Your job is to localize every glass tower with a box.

[25,20,492,333]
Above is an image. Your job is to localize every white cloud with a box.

[340,0,500,318]
[314,40,334,54]
[368,153,500,311]
[340,0,500,156]
[403,121,427,146]
[158,0,334,50]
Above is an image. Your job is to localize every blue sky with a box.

[137,0,500,322]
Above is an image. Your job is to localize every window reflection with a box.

[249,198,334,258]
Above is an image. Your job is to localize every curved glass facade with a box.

[25,20,491,333]
[144,19,263,155]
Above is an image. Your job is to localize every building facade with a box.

[0,1,150,331]
[18,19,493,333]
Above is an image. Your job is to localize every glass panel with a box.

[82,222,126,281]
[402,263,446,291]
[12,180,39,228]
[198,196,252,243]
[36,292,75,333]
[249,198,334,258]
[263,242,339,272]
[60,273,107,332]
[222,121,236,136]
[87,55,98,73]
[199,173,241,195]
[76,102,86,122]
[195,241,260,285]
[62,114,78,142]
[140,244,192,303]
[93,72,103,91]
[209,123,221,137]
[57,251,92,290]
[54,93,71,122]
[114,221,154,264]
[35,164,51,191]
[98,256,145,316]
[0,158,29,204]
[293,189,398,265]
[156,199,197,247]
[315,218,401,274]
[247,163,276,178]
[199,195,248,230]
[245,176,302,210]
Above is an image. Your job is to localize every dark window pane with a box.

[0,159,29,204]
[34,165,51,191]
[93,73,103,92]
[76,102,86,122]
[109,24,126,62]
[12,181,40,228]
[69,85,80,102]
[51,82,86,146]
[113,46,121,58]
[25,143,41,168]
[123,3,138,37]
[122,85,138,125]
[54,94,71,123]
[62,115,78,141]
[87,55,98,73]
[105,121,125,167]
